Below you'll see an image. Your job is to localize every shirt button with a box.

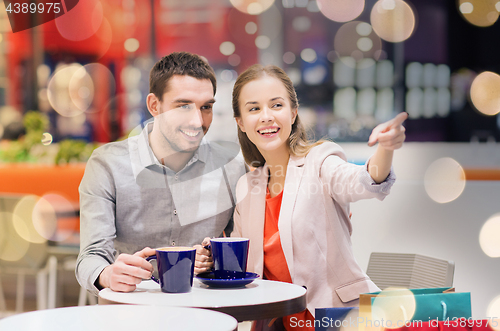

[175,175,178,180]
[173,210,177,215]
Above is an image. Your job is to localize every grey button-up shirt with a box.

[76,121,246,295]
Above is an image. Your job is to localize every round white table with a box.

[0,305,238,331]
[99,279,307,322]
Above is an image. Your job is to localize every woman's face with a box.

[236,75,297,157]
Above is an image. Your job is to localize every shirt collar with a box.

[137,120,210,172]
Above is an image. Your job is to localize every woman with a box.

[230,64,407,330]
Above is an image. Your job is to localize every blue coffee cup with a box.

[210,237,249,279]
[146,247,196,293]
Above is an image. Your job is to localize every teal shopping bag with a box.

[359,287,471,323]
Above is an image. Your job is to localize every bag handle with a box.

[441,301,447,321]
[400,301,447,321]
[400,305,408,322]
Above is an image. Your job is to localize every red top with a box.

[264,189,314,331]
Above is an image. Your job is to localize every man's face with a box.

[154,75,215,155]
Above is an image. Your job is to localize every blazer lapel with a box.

[278,155,306,280]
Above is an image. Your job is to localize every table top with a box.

[99,278,307,322]
[0,305,238,331]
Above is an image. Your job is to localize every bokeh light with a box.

[376,88,394,122]
[357,37,374,52]
[81,63,116,114]
[370,0,416,43]
[423,63,437,87]
[424,158,466,204]
[459,2,474,14]
[422,87,437,118]
[436,64,451,88]
[121,66,142,92]
[34,194,78,242]
[334,87,356,120]
[356,22,373,36]
[479,213,500,258]
[220,70,237,82]
[357,58,376,88]
[227,6,279,50]
[124,38,140,52]
[357,87,377,116]
[372,288,416,327]
[283,52,296,64]
[470,71,500,116]
[458,0,499,27]
[69,66,95,114]
[286,68,302,86]
[48,63,86,117]
[47,63,107,117]
[0,212,30,262]
[55,0,103,41]
[37,64,51,87]
[377,60,394,88]
[292,16,312,32]
[317,0,365,22]
[303,64,328,85]
[228,54,241,66]
[13,195,47,244]
[32,196,58,241]
[230,0,275,15]
[41,132,53,145]
[220,41,236,56]
[255,36,271,49]
[334,21,383,65]
[300,48,317,63]
[487,295,500,330]
[334,57,356,87]
[245,22,258,34]
[399,92,416,119]
[406,62,423,88]
[93,18,113,60]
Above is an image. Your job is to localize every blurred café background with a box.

[0,0,499,322]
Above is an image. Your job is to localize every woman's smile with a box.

[257,126,281,137]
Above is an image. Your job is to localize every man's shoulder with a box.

[91,137,136,158]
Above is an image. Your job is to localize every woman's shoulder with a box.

[305,141,347,163]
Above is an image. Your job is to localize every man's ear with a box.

[146,93,160,117]
[235,117,246,133]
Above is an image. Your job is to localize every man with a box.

[76,52,246,295]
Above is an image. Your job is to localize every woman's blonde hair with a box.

[232,64,323,167]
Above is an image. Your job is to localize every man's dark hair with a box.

[149,52,217,101]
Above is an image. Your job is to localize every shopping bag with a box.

[315,307,358,331]
[359,287,471,324]
[439,318,498,331]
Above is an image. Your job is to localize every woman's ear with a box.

[146,93,160,117]
[235,117,246,133]
[291,108,298,124]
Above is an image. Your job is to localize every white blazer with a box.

[232,142,395,316]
